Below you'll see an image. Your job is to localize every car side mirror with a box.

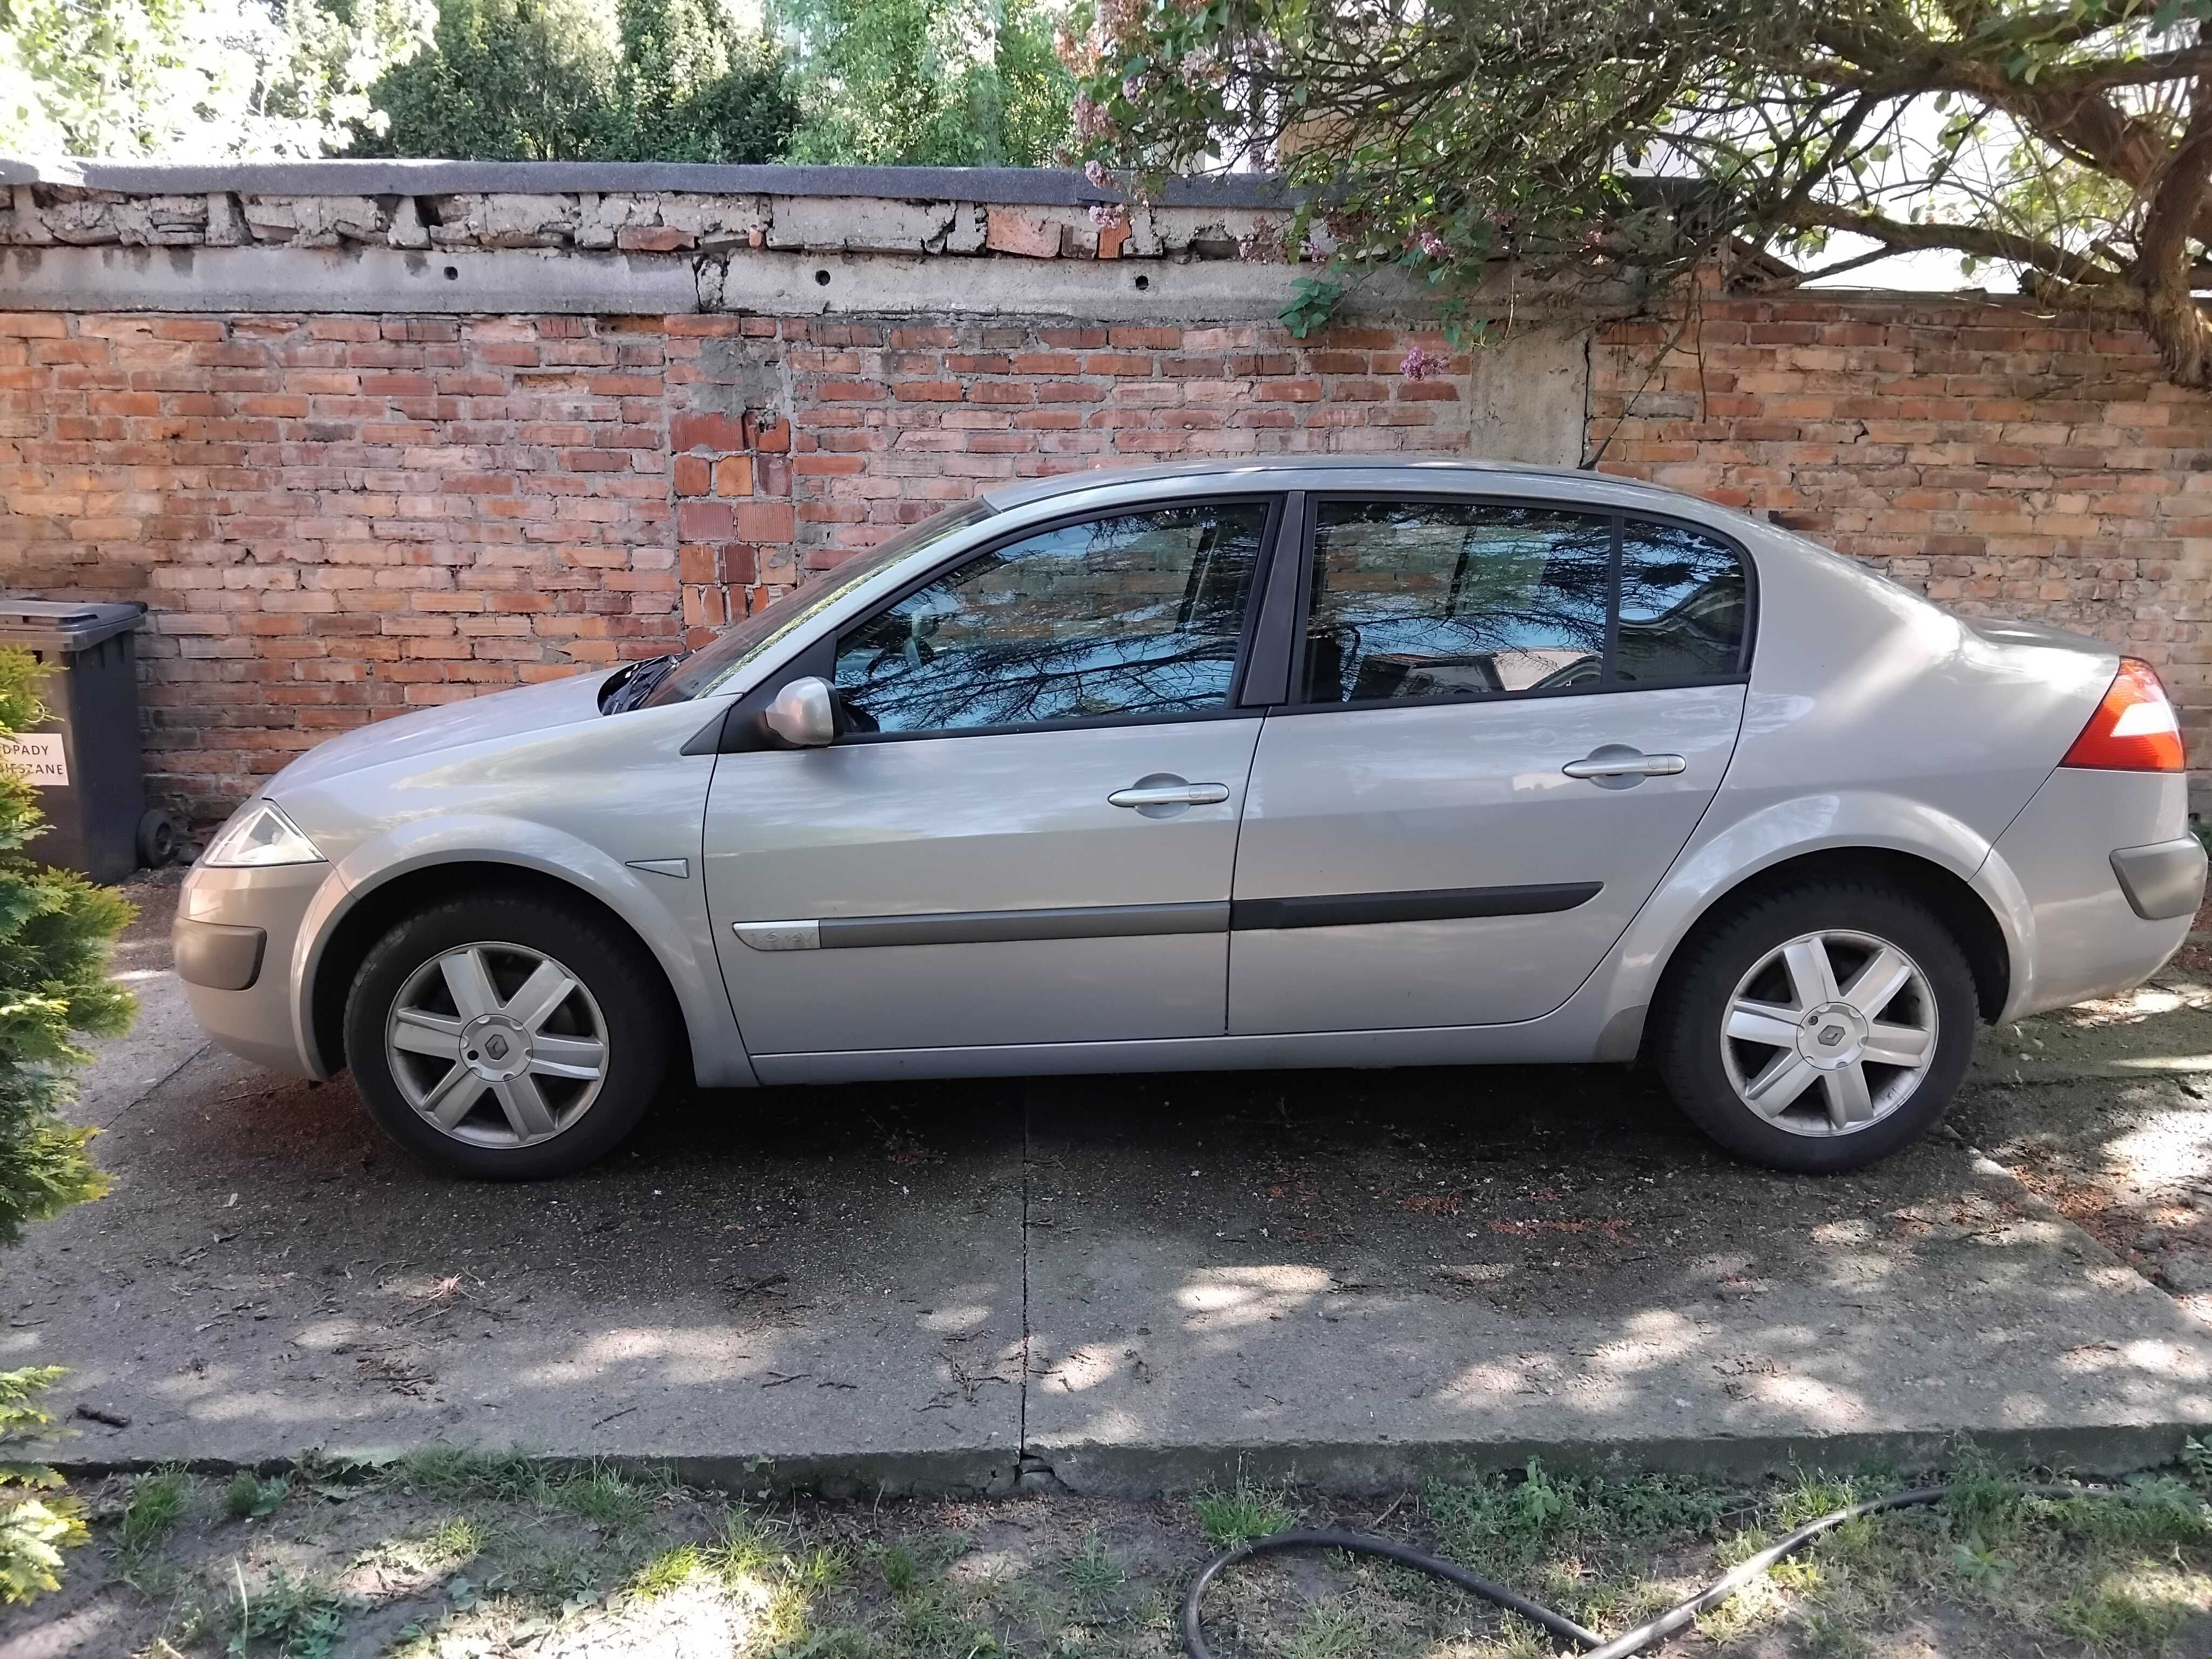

[762,676,840,748]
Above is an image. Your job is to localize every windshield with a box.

[642,500,996,706]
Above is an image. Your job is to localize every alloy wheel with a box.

[1717,928,1938,1137]
[384,941,609,1149]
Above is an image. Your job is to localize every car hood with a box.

[266,669,614,797]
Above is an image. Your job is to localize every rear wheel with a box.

[1653,881,1978,1172]
[345,892,671,1179]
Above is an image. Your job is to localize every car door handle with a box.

[1561,748,1687,782]
[1108,781,1231,809]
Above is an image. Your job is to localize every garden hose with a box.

[1181,1482,2092,1659]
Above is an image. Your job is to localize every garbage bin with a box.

[0,600,155,884]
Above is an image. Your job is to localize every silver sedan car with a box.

[174,458,2206,1179]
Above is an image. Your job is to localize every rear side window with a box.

[834,501,1269,735]
[1616,518,1748,684]
[1297,499,1749,706]
[1299,501,1611,704]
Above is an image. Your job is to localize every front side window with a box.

[1299,501,1613,704]
[833,501,1270,736]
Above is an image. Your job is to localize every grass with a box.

[1191,1468,1298,1548]
[11,1448,2212,1657]
[116,1467,188,1562]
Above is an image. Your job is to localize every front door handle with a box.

[1561,746,1687,788]
[1108,775,1231,817]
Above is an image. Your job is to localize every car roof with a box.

[979,456,1723,517]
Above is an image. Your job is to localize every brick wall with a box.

[0,309,1468,821]
[9,279,2212,822]
[1590,294,2212,759]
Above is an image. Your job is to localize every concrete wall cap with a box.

[0,157,1294,208]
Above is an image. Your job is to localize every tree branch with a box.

[1795,201,2124,285]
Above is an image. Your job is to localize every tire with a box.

[1651,880,1979,1173]
[136,808,184,868]
[344,891,672,1179]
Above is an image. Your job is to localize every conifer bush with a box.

[0,646,135,1603]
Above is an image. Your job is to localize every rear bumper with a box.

[2111,836,2207,921]
[1988,768,2195,1020]
[174,860,328,1075]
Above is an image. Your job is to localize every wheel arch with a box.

[297,848,750,1087]
[1652,846,2012,1031]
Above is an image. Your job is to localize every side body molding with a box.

[290,815,755,1087]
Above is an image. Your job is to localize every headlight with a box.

[201,800,325,868]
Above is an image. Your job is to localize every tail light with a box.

[2061,657,2185,772]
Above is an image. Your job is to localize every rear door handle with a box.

[1562,747,1687,787]
[1109,781,1231,809]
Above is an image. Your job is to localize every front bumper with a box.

[174,859,330,1075]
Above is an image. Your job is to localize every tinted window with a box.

[1299,501,1611,704]
[1616,518,1748,683]
[833,501,1269,735]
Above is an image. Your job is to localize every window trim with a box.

[1276,491,1759,718]
[820,493,1291,746]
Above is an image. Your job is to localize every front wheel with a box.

[345,892,672,1179]
[1652,881,1979,1172]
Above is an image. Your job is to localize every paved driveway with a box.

[9,875,2211,1493]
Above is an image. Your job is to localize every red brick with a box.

[617,226,697,253]
[671,412,745,450]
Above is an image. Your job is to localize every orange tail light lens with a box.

[2061,657,2185,772]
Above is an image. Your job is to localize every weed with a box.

[221,1562,349,1658]
[878,1540,921,1597]
[789,1542,850,1594]
[1063,1533,1123,1614]
[550,1463,649,1533]
[1192,1470,1296,1548]
[2183,1434,2212,1491]
[628,1541,703,1599]
[116,1467,187,1561]
[709,1506,781,1583]
[1424,1461,1730,1574]
[1282,1604,1367,1659]
[2044,1475,2212,1545]
[223,1472,287,1522]
[2054,1564,2194,1647]
[394,1444,538,1501]
[424,1514,484,1563]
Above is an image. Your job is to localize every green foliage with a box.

[222,1563,351,1656]
[0,0,430,157]
[1277,276,1347,339]
[349,0,797,160]
[1424,1460,1730,1573]
[1074,0,2212,388]
[0,647,134,1608]
[776,0,1078,165]
[117,1466,190,1562]
[1191,1469,1296,1547]
[0,650,132,1254]
[0,1367,82,1605]
[224,1471,290,1521]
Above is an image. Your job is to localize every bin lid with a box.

[0,599,146,652]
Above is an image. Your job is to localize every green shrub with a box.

[0,646,135,1604]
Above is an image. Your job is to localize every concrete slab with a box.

[14,875,2212,1494]
[10,879,1026,1492]
[1019,1068,2212,1493]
